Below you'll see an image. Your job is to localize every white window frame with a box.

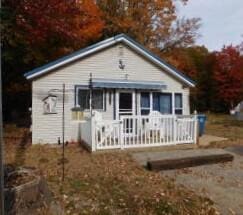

[140,91,175,115]
[75,86,105,111]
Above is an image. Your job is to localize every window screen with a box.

[77,89,104,110]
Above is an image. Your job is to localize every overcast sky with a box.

[177,0,243,51]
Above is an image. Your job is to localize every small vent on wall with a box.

[118,45,124,56]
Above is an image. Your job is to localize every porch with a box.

[75,78,196,151]
[80,113,198,151]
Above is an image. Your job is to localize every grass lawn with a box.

[4,126,217,215]
[204,113,243,147]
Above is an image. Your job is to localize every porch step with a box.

[147,153,234,171]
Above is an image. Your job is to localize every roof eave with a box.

[24,36,117,80]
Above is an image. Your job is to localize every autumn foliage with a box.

[2,0,104,121]
[1,0,243,122]
[213,46,243,108]
[17,0,103,44]
[97,0,200,52]
[163,45,243,112]
[3,0,104,65]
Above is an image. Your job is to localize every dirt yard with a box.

[5,143,219,214]
[3,114,243,214]
[4,124,217,214]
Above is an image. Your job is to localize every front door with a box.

[118,91,135,118]
[116,91,135,135]
[115,91,136,120]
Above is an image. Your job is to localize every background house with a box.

[231,101,243,120]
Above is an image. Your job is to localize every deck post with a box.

[173,115,177,144]
[91,116,96,152]
[120,117,124,150]
[194,114,198,145]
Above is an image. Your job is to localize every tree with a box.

[2,0,104,66]
[1,0,104,122]
[96,0,200,52]
[213,45,243,109]
[162,46,214,112]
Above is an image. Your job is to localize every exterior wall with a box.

[31,43,191,144]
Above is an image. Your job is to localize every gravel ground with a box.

[132,147,243,214]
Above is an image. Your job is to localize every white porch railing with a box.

[94,115,197,151]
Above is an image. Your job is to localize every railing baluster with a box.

[133,118,135,146]
[124,118,127,147]
[127,118,130,146]
[109,125,112,146]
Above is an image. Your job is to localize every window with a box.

[175,93,183,115]
[140,92,150,115]
[77,88,104,110]
[153,93,172,114]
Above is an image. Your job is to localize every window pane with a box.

[78,89,103,110]
[175,109,182,115]
[141,109,150,115]
[78,89,89,109]
[120,93,132,109]
[141,92,150,108]
[175,93,182,108]
[153,93,172,114]
[93,90,103,109]
[153,93,160,111]
[160,94,172,114]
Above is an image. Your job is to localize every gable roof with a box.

[24,34,195,87]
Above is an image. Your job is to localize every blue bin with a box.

[197,115,207,136]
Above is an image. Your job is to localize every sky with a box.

[177,0,243,51]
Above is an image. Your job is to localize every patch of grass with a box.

[205,114,243,140]
[153,199,179,215]
[39,157,49,163]
[69,179,88,191]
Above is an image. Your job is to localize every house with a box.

[231,101,243,120]
[24,34,197,151]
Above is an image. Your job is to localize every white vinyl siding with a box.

[31,43,190,144]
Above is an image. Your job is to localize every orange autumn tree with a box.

[3,0,104,66]
[213,45,243,109]
[2,0,104,122]
[97,0,200,52]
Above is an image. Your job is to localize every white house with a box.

[25,34,197,151]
